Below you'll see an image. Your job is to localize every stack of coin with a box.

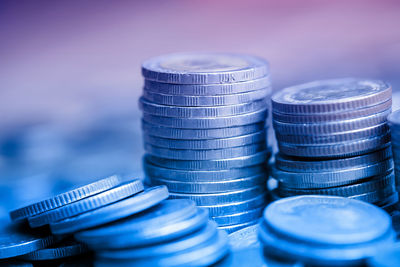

[270,78,397,207]
[259,196,397,266]
[388,109,400,192]
[2,176,229,266]
[140,53,272,232]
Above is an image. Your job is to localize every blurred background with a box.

[1,0,399,216]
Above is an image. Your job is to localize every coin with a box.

[273,98,392,123]
[143,130,266,150]
[272,78,391,114]
[272,159,393,189]
[144,161,265,181]
[149,174,266,193]
[142,88,271,106]
[97,221,218,259]
[142,121,265,139]
[259,196,396,266]
[277,133,390,158]
[50,186,168,235]
[142,107,268,129]
[75,199,199,250]
[273,109,390,135]
[144,142,266,160]
[142,52,269,84]
[10,175,121,222]
[169,186,265,206]
[264,196,392,245]
[275,146,392,172]
[145,150,270,170]
[212,206,264,226]
[28,179,144,228]
[0,220,58,259]
[19,240,88,261]
[144,76,271,95]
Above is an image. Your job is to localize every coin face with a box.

[142,53,269,84]
[159,54,250,73]
[273,78,389,105]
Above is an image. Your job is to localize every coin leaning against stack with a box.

[2,175,229,266]
[270,78,397,208]
[140,52,272,233]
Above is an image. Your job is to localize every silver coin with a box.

[258,217,395,267]
[142,88,271,107]
[273,99,392,123]
[74,199,198,250]
[378,193,399,209]
[273,109,390,135]
[50,186,168,235]
[275,146,392,172]
[143,160,265,181]
[277,133,390,158]
[264,195,393,246]
[144,142,266,160]
[212,206,264,226]
[142,52,269,84]
[95,231,229,267]
[218,219,260,234]
[200,193,267,217]
[275,123,389,145]
[144,150,270,170]
[83,207,210,252]
[144,76,271,95]
[142,107,268,129]
[272,78,391,114]
[349,186,397,204]
[149,174,266,193]
[169,186,266,206]
[9,175,121,222]
[0,220,59,259]
[277,172,395,199]
[143,130,266,149]
[142,120,265,139]
[96,221,219,260]
[19,241,88,261]
[271,159,394,189]
[140,97,268,117]
[28,180,144,228]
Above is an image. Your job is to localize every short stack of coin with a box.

[140,53,272,233]
[388,109,400,193]
[270,78,397,207]
[258,196,397,266]
[2,176,230,266]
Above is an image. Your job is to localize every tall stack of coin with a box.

[388,110,400,193]
[270,78,397,207]
[140,53,271,233]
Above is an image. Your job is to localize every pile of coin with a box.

[140,52,272,232]
[388,110,400,192]
[258,195,397,266]
[1,175,229,266]
[270,78,397,207]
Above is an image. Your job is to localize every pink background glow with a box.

[0,0,400,212]
[1,0,400,127]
